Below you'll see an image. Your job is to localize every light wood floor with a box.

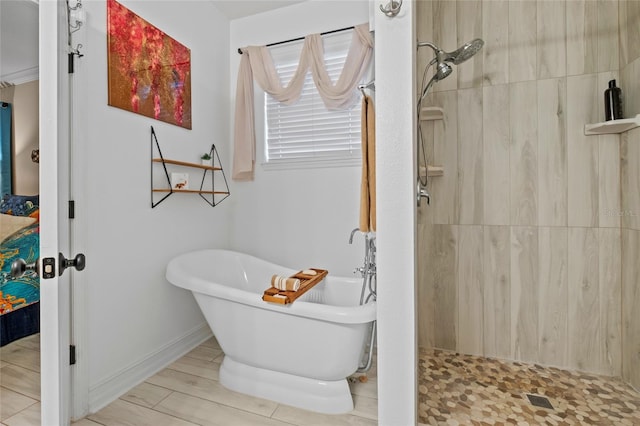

[0,333,378,425]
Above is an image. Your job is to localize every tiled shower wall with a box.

[619,1,640,391]
[416,0,639,389]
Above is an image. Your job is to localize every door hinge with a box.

[69,200,75,219]
[70,345,76,365]
[68,53,75,74]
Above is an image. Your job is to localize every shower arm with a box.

[416,42,450,105]
[416,52,438,107]
[417,41,439,52]
[418,41,449,64]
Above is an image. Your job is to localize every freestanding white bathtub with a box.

[166,249,377,414]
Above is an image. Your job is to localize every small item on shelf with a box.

[201,152,212,166]
[604,79,623,121]
[171,172,189,190]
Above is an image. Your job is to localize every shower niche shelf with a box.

[584,114,640,135]
[151,126,230,208]
[419,106,444,121]
[419,165,444,178]
[419,107,445,177]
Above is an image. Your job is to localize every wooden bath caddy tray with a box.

[262,269,328,305]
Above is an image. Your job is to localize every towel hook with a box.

[379,0,402,17]
[358,80,375,96]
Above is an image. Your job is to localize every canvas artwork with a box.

[107,0,192,129]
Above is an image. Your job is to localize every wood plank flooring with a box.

[0,334,378,425]
[5,334,640,425]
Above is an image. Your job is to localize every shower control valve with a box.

[417,185,431,207]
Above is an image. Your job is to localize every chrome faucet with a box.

[348,228,377,302]
[348,228,378,374]
[349,228,364,275]
[349,228,369,276]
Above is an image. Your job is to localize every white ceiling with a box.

[0,0,307,85]
[210,1,307,20]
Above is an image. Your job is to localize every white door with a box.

[39,0,71,423]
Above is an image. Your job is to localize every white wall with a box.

[228,0,370,277]
[374,1,417,424]
[11,81,39,195]
[230,4,419,422]
[74,0,232,412]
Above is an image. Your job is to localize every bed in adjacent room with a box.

[0,194,40,346]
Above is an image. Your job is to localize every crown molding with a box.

[0,67,39,86]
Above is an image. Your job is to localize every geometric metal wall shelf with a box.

[150,126,230,208]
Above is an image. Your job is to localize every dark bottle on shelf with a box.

[604,79,623,121]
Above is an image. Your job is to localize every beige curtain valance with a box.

[232,23,373,181]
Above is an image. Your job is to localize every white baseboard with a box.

[88,323,212,413]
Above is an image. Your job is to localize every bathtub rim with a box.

[166,249,377,325]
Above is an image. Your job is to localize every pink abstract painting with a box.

[107,0,191,129]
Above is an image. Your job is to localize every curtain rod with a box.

[237,26,355,55]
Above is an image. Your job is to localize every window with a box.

[264,31,369,167]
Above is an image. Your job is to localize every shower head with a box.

[417,38,485,66]
[447,38,484,65]
[417,39,484,192]
[417,38,484,104]
[434,61,453,81]
[418,56,452,103]
[419,62,452,103]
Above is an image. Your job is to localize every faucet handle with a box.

[353,266,365,276]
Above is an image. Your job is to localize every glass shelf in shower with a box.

[419,165,444,178]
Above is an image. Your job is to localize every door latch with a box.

[42,257,56,279]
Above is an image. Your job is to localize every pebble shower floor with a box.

[418,348,640,425]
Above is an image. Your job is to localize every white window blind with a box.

[265,32,365,166]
